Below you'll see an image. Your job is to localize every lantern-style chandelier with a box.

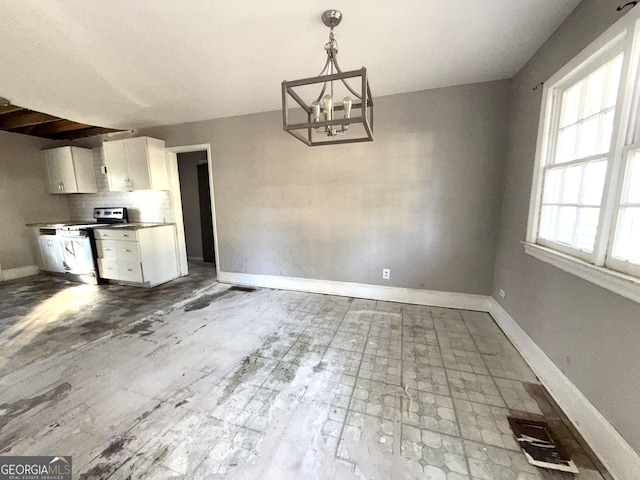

[281,10,374,146]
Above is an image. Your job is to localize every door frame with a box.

[165,143,220,278]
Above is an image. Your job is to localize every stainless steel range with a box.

[56,207,129,284]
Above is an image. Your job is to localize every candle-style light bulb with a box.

[322,95,333,121]
[343,97,353,119]
[311,101,321,122]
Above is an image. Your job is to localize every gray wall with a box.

[493,0,640,452]
[0,131,70,271]
[141,80,509,295]
[177,150,207,260]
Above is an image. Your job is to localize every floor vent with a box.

[508,417,579,474]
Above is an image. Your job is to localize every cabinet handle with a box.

[121,234,129,237]
[123,249,132,252]
[106,267,113,270]
[124,268,133,271]
[104,248,111,251]
[58,183,62,191]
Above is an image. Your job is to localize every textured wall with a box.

[0,132,70,271]
[140,81,509,295]
[492,0,640,452]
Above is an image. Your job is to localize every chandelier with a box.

[281,10,374,146]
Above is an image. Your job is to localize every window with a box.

[526,11,640,303]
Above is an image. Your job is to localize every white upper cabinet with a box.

[103,137,168,191]
[42,146,97,194]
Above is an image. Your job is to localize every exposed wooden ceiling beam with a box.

[0,111,60,129]
[0,105,24,116]
[0,103,124,139]
[46,126,120,140]
[12,119,92,136]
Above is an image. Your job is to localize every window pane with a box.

[556,125,577,163]
[557,206,577,244]
[577,116,599,158]
[599,109,615,154]
[605,54,623,109]
[563,165,582,204]
[625,152,640,204]
[539,205,558,240]
[582,160,607,205]
[612,207,640,264]
[561,83,581,127]
[543,169,562,203]
[576,207,600,252]
[583,66,606,118]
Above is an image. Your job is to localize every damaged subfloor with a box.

[0,264,612,479]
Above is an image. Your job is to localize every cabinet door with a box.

[44,148,77,194]
[104,142,130,191]
[70,147,97,193]
[125,137,152,190]
[38,236,65,272]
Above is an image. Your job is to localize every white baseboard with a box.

[489,299,640,480]
[217,271,491,311]
[0,265,39,282]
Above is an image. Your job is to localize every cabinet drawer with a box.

[94,229,117,240]
[118,260,143,283]
[117,240,140,262]
[114,230,138,241]
[95,240,117,259]
[98,258,119,279]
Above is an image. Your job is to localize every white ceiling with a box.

[0,0,581,129]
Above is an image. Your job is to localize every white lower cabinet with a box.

[95,225,177,287]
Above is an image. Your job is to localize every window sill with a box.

[522,242,640,304]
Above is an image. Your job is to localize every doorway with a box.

[176,150,216,265]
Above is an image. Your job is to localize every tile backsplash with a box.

[66,146,174,223]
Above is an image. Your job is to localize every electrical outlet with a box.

[499,289,506,299]
[382,268,390,280]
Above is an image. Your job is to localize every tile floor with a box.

[0,266,610,479]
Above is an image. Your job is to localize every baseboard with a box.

[0,265,39,282]
[217,271,492,312]
[489,298,640,480]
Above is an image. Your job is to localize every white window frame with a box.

[525,8,640,304]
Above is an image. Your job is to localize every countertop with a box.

[26,221,72,228]
[26,221,175,230]
[96,223,176,230]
